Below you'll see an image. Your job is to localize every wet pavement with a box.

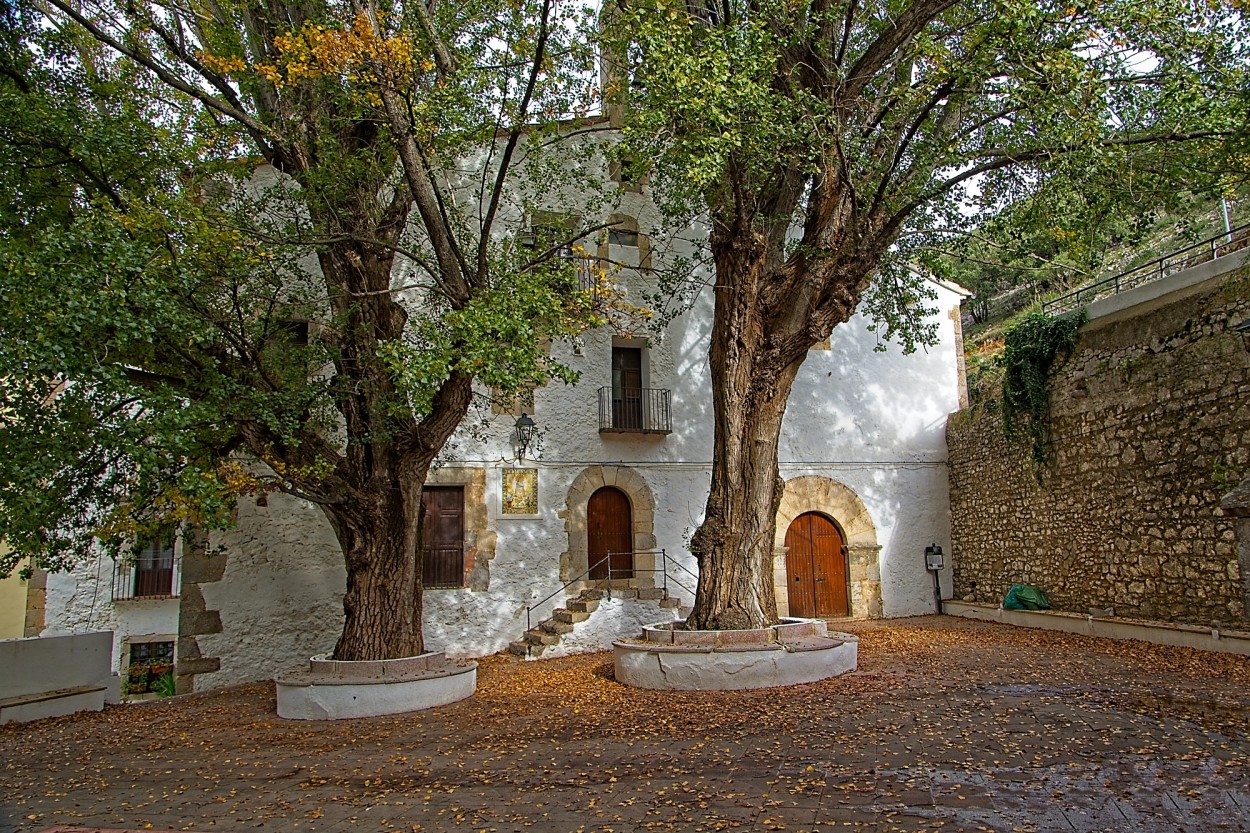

[3,616,1249,833]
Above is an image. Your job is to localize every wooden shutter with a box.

[422,487,465,588]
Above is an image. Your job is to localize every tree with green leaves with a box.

[0,0,612,660]
[605,0,1248,629]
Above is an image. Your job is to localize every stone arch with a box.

[775,476,882,618]
[561,465,657,585]
[597,213,653,272]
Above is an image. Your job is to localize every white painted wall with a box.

[192,268,966,685]
[199,493,345,688]
[42,552,180,673]
[36,139,968,686]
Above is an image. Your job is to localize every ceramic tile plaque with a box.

[501,468,538,515]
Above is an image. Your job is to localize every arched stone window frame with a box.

[774,476,882,618]
[598,214,652,273]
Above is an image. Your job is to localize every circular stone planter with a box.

[275,651,476,720]
[613,618,857,691]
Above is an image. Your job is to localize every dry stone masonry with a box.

[948,265,1250,627]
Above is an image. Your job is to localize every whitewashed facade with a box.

[183,252,969,688]
[38,158,970,692]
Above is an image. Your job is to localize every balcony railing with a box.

[598,387,672,434]
[112,563,177,601]
[568,254,609,303]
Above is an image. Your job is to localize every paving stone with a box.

[5,617,1250,833]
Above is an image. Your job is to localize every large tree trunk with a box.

[687,229,805,630]
[324,454,431,661]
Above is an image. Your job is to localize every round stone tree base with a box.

[613,618,857,691]
[275,652,477,720]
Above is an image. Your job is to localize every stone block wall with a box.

[948,267,1250,627]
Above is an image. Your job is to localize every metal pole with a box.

[1223,196,1234,244]
[661,549,668,598]
[932,570,943,615]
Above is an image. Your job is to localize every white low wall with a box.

[944,601,1250,656]
[0,631,113,723]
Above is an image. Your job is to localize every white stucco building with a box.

[174,229,969,690]
[32,152,971,693]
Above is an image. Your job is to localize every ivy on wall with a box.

[1001,309,1088,465]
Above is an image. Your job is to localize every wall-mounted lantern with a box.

[924,543,944,615]
[1234,318,1250,353]
[514,413,536,460]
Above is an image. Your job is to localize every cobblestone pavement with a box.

[4,616,1250,833]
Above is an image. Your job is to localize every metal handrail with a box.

[520,549,697,656]
[1043,222,1250,316]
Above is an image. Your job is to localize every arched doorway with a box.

[588,486,633,580]
[784,513,849,618]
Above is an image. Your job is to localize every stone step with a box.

[580,589,607,600]
[552,609,589,624]
[566,598,600,614]
[525,629,561,646]
[658,597,682,609]
[637,588,667,600]
[541,619,575,635]
[512,640,548,658]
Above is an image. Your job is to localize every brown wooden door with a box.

[784,513,848,618]
[421,486,464,588]
[611,347,643,430]
[588,486,633,579]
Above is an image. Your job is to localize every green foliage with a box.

[152,672,177,698]
[606,0,1250,351]
[0,0,611,589]
[1212,457,1244,494]
[1001,310,1088,465]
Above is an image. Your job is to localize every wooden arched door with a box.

[588,486,633,579]
[784,512,849,618]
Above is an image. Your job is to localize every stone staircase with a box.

[507,585,687,658]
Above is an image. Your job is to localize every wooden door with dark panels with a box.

[611,346,643,430]
[421,486,464,588]
[588,486,633,579]
[784,512,849,618]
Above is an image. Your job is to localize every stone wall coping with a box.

[306,651,452,679]
[640,618,835,648]
[1084,247,1250,328]
[783,637,847,653]
[613,640,711,653]
[277,659,476,687]
[945,602,1250,656]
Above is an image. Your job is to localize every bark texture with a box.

[687,167,891,630]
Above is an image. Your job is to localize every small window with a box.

[490,386,535,417]
[276,319,310,346]
[608,229,639,247]
[125,640,174,696]
[134,535,175,597]
[525,212,583,256]
[611,159,645,193]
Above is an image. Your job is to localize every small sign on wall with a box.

[501,468,539,515]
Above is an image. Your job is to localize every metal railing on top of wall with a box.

[1043,223,1250,317]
